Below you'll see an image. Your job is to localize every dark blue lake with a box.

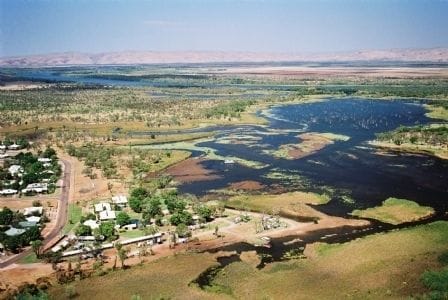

[169,98,447,217]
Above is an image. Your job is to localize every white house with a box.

[0,145,6,151]
[0,189,18,195]
[83,219,100,230]
[38,157,52,163]
[22,183,48,193]
[94,202,112,213]
[122,223,137,230]
[0,153,9,159]
[26,216,41,223]
[99,210,116,221]
[112,195,128,207]
[8,165,24,176]
[24,206,43,216]
[7,143,21,150]
[5,227,26,236]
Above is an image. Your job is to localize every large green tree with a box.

[0,207,13,225]
[116,211,131,227]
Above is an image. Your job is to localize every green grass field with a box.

[18,252,40,264]
[118,229,146,239]
[63,203,82,234]
[351,197,435,225]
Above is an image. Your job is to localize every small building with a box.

[99,210,116,221]
[8,165,23,176]
[26,216,41,223]
[192,215,200,224]
[42,169,55,175]
[24,206,43,216]
[18,221,38,228]
[7,143,21,150]
[83,219,100,230]
[161,208,170,216]
[0,189,18,196]
[38,157,52,163]
[122,223,137,230]
[77,236,96,241]
[112,195,128,207]
[0,153,9,159]
[94,202,112,213]
[0,145,6,151]
[5,227,26,236]
[22,183,48,194]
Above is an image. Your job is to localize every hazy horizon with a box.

[1,0,448,57]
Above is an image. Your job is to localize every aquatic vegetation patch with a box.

[139,138,269,169]
[267,132,350,160]
[351,197,435,225]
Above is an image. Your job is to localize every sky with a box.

[1,0,448,57]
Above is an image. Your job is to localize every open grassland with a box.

[425,103,448,121]
[49,253,228,300]
[226,191,330,219]
[48,221,448,299]
[351,197,435,225]
[210,221,448,299]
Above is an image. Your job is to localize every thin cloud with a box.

[142,20,184,28]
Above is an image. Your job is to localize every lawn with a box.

[63,203,82,234]
[118,229,146,239]
[351,197,435,225]
[18,252,40,264]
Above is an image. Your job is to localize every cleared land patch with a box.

[226,191,330,220]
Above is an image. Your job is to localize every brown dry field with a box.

[287,132,336,159]
[0,196,58,211]
[166,157,221,183]
[228,180,265,191]
[57,152,114,204]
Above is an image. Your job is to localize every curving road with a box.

[0,159,71,268]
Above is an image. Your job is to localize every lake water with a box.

[164,98,448,217]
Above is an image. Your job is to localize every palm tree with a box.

[31,240,43,258]
[117,247,129,269]
[115,242,129,269]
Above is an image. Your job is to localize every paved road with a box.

[0,159,71,268]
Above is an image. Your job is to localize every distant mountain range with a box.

[1,48,448,66]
